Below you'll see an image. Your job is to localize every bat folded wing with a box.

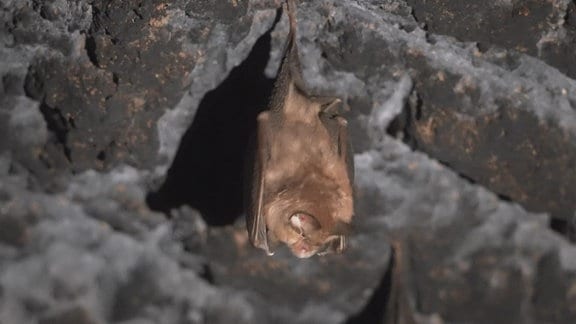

[245,112,273,255]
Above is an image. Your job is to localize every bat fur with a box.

[245,0,354,258]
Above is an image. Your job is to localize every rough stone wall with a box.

[1,0,575,323]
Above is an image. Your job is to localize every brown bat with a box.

[385,239,417,324]
[245,0,354,258]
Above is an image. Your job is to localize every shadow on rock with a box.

[147,13,279,226]
[347,248,396,324]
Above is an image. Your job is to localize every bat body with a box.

[246,0,354,258]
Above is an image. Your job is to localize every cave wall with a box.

[1,0,575,323]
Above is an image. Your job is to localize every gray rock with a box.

[1,0,575,323]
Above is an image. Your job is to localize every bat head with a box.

[284,212,349,258]
[262,165,354,258]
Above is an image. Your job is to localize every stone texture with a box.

[1,0,575,323]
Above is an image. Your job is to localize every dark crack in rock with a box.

[147,11,278,226]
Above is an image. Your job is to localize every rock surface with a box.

[1,0,575,323]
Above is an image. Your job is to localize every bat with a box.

[385,239,416,324]
[245,0,354,258]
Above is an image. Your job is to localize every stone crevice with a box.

[147,11,279,227]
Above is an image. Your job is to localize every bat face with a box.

[263,158,352,258]
[283,213,347,258]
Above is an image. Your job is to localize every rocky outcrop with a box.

[1,0,575,323]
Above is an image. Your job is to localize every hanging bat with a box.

[245,0,354,258]
[385,238,417,324]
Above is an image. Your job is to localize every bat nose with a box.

[291,240,316,258]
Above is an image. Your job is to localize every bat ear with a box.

[334,235,346,253]
[319,235,346,255]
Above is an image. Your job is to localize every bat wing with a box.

[246,111,273,255]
